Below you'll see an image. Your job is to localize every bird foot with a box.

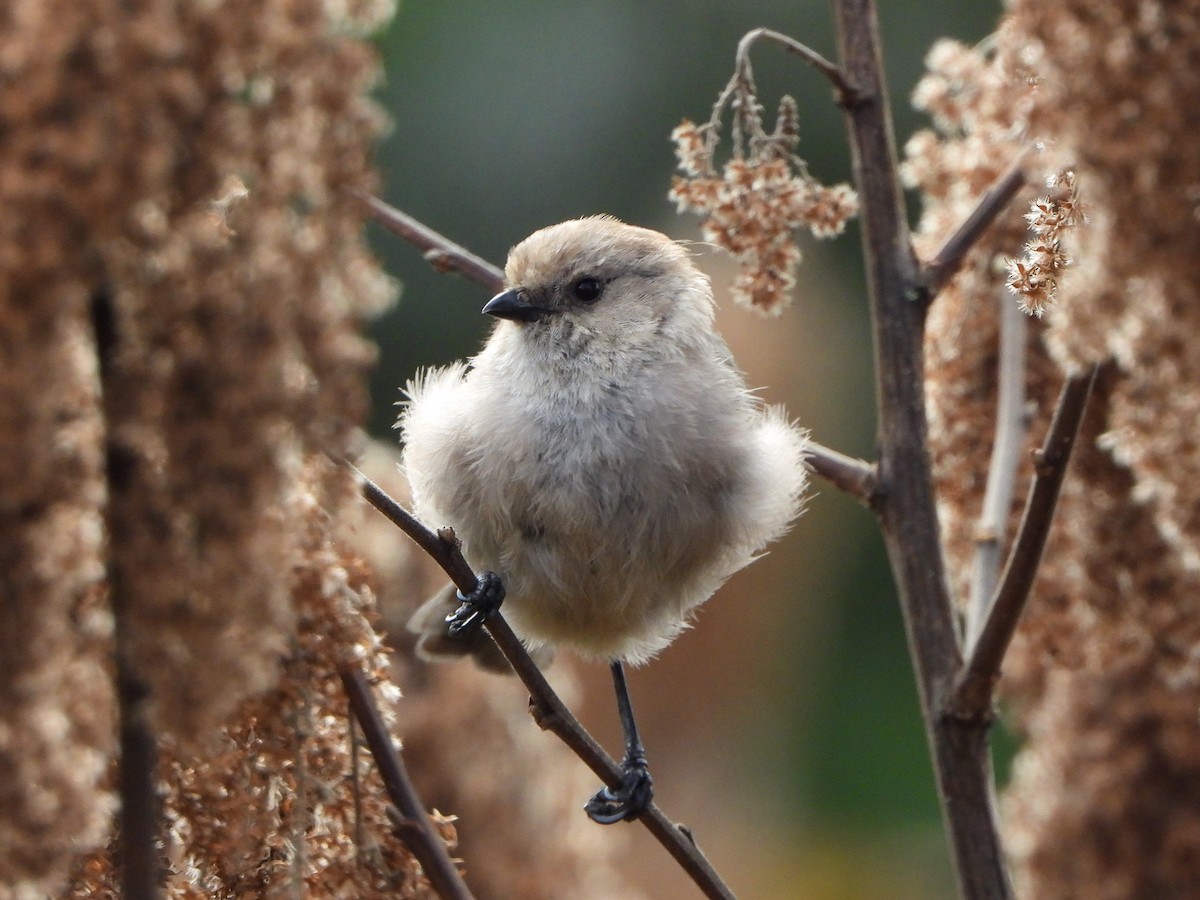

[446,571,505,637]
[584,753,653,824]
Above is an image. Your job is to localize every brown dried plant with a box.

[91,0,397,744]
[0,0,405,894]
[670,57,858,315]
[1006,170,1082,317]
[903,34,1062,612]
[908,3,1200,897]
[65,467,447,898]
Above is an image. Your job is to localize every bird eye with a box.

[572,277,604,303]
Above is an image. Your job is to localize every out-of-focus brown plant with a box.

[0,0,411,895]
[65,466,450,897]
[909,2,1200,897]
[87,0,397,746]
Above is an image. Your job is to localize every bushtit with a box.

[400,216,808,822]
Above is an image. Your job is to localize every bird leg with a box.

[446,570,506,637]
[585,660,654,824]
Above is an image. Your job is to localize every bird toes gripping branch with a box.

[446,570,506,637]
[584,751,654,824]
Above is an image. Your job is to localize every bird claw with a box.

[584,755,653,824]
[446,571,505,637]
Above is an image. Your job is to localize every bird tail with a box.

[407,582,554,674]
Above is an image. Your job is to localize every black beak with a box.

[482,289,552,323]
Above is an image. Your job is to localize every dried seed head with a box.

[670,77,856,314]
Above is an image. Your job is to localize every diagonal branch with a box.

[950,364,1098,720]
[339,666,474,900]
[920,149,1032,302]
[355,191,505,290]
[352,468,736,900]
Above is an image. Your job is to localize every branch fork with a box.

[950,365,1098,722]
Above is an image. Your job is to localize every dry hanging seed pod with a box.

[670,53,857,315]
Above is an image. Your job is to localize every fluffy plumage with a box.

[400,216,808,665]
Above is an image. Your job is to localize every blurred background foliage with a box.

[366,2,1001,897]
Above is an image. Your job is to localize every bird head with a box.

[484,217,714,356]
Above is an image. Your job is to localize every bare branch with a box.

[921,150,1032,300]
[351,468,736,900]
[966,294,1028,645]
[951,364,1098,720]
[353,469,476,591]
[804,443,877,507]
[355,191,505,292]
[737,27,860,105]
[830,2,1013,895]
[338,665,474,900]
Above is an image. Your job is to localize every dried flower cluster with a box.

[0,0,396,893]
[0,316,113,897]
[910,3,1200,897]
[1006,170,1082,316]
[670,77,857,314]
[65,466,447,898]
[903,35,1041,253]
[906,36,1082,318]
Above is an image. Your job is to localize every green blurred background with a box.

[365,3,1002,897]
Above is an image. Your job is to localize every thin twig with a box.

[348,712,365,865]
[355,473,474,590]
[804,443,877,507]
[737,27,860,104]
[921,150,1032,301]
[355,191,505,289]
[339,665,475,900]
[950,364,1098,720]
[352,469,735,900]
[966,294,1028,645]
[290,668,313,900]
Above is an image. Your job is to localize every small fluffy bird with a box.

[400,216,808,822]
